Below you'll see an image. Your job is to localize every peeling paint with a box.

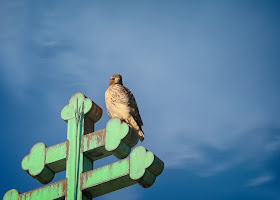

[3,92,164,200]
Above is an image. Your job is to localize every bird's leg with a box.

[117,117,124,123]
[120,118,133,129]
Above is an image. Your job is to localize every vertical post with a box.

[66,117,86,200]
[61,93,102,200]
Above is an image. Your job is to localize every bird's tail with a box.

[138,130,144,142]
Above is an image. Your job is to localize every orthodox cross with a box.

[3,93,164,200]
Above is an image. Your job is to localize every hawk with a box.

[105,74,144,141]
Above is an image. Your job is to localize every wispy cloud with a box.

[246,175,274,187]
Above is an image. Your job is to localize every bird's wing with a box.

[105,88,113,118]
[107,84,143,128]
[124,86,143,127]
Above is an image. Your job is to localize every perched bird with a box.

[105,74,144,141]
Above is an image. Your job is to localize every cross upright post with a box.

[61,93,102,200]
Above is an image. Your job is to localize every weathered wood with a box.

[3,180,66,200]
[81,146,164,198]
[3,92,164,200]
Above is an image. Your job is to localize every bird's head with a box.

[109,74,123,86]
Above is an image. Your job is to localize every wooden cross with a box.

[3,93,164,200]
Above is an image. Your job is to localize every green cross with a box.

[3,93,164,200]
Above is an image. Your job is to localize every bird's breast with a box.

[105,86,130,119]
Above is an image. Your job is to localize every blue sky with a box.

[1,0,280,199]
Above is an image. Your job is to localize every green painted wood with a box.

[3,180,66,200]
[130,146,164,188]
[81,146,164,198]
[46,142,67,173]
[82,158,135,198]
[82,158,130,189]
[82,118,140,161]
[82,129,111,161]
[3,92,164,200]
[46,142,66,166]
[2,190,18,200]
[21,141,67,183]
[19,117,140,185]
[83,129,106,153]
[21,143,55,184]
[105,118,139,159]
[63,93,95,200]
[66,119,83,200]
[61,92,102,123]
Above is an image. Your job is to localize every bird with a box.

[105,74,144,141]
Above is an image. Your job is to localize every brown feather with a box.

[105,74,144,141]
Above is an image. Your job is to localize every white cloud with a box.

[246,175,274,187]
